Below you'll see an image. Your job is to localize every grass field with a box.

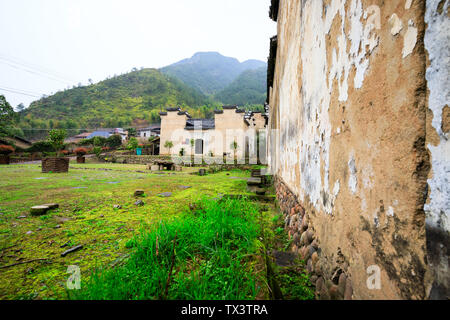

[0,162,314,300]
[0,162,261,299]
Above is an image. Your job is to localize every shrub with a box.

[127,137,138,150]
[0,144,15,155]
[106,134,122,149]
[74,147,88,156]
[78,138,94,146]
[48,129,67,156]
[26,141,54,153]
[93,136,107,147]
[93,146,102,157]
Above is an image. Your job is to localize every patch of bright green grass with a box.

[71,197,262,300]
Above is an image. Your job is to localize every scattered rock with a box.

[178,186,192,190]
[17,215,27,219]
[134,200,145,206]
[292,232,300,245]
[272,250,296,267]
[61,245,83,257]
[307,258,313,273]
[26,231,33,235]
[134,190,145,197]
[30,205,50,216]
[113,205,122,209]
[42,203,59,210]
[311,251,319,266]
[54,225,62,229]
[315,277,324,292]
[255,188,267,195]
[158,192,172,197]
[329,285,341,300]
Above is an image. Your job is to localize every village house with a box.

[137,124,160,140]
[159,106,267,162]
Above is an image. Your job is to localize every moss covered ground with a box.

[0,162,259,299]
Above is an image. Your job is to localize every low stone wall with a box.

[105,154,172,165]
[275,176,353,300]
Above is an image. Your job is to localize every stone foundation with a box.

[275,176,353,300]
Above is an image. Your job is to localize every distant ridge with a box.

[160,52,267,95]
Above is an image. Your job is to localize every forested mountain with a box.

[214,67,267,106]
[14,53,268,140]
[20,68,218,138]
[160,52,266,95]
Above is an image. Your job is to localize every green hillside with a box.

[160,52,266,95]
[20,68,217,138]
[214,67,267,106]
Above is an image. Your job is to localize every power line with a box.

[0,86,42,98]
[0,53,76,84]
[0,85,44,96]
[0,60,74,85]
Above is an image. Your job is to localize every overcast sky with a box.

[0,0,276,109]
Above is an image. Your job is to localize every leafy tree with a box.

[106,134,122,149]
[47,129,67,156]
[16,103,25,112]
[0,95,15,136]
[164,140,174,154]
[93,136,106,147]
[127,137,139,150]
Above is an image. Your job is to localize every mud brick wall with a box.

[268,0,449,299]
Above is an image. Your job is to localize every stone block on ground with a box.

[150,165,160,171]
[30,205,50,216]
[42,203,59,210]
[134,190,145,197]
[158,192,172,197]
[134,200,145,206]
[247,177,262,186]
[255,188,267,195]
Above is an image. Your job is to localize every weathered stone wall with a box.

[268,0,449,299]
[424,0,450,300]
